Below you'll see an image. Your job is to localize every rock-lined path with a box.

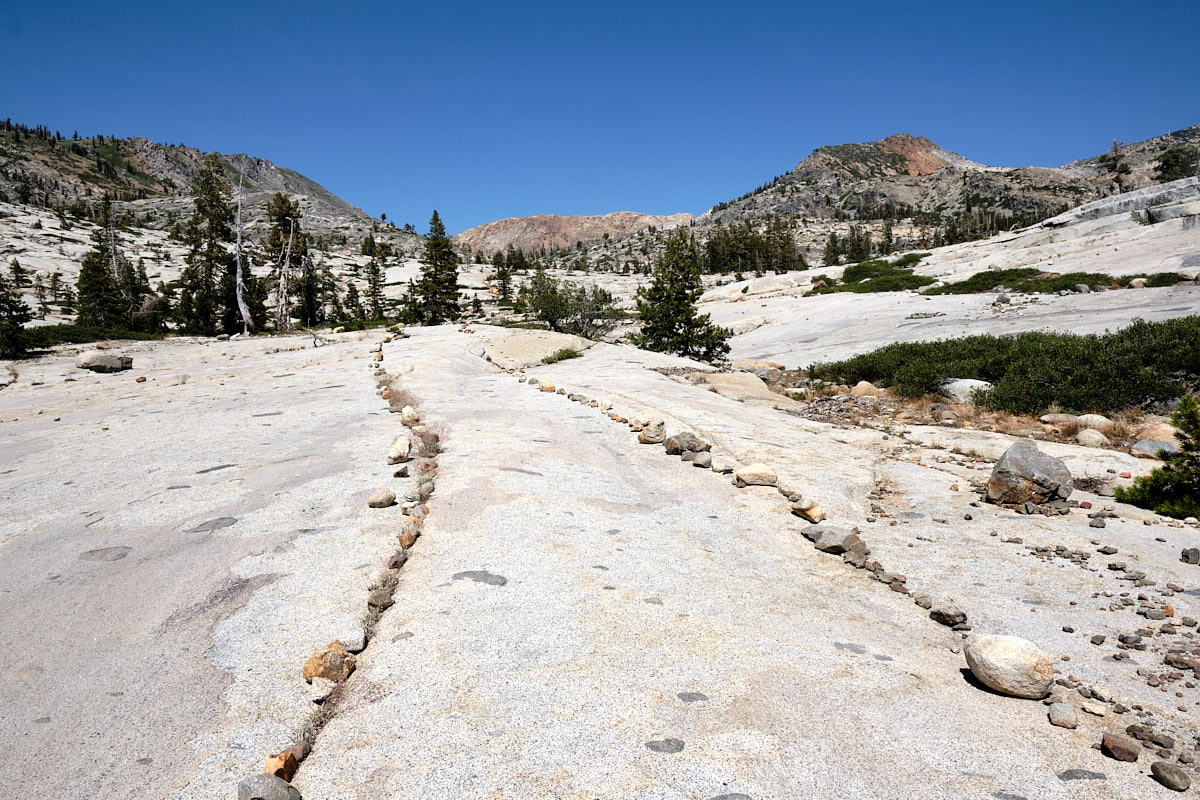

[295,327,1150,799]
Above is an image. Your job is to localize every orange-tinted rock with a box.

[302,641,355,684]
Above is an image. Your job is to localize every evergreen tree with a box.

[365,260,385,320]
[632,229,730,364]
[822,233,840,267]
[9,258,27,287]
[263,193,310,326]
[406,210,460,324]
[177,154,235,334]
[1116,394,1200,519]
[360,232,376,257]
[1155,147,1199,183]
[344,282,365,321]
[0,268,32,358]
[76,198,126,329]
[492,250,513,301]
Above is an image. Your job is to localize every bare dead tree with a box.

[275,219,295,332]
[234,175,255,335]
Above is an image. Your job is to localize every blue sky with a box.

[3,1,1197,234]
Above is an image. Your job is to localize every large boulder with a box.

[1132,439,1180,459]
[938,378,992,404]
[74,351,133,373]
[964,634,1054,699]
[1075,428,1110,448]
[986,440,1073,506]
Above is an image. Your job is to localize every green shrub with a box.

[809,317,1200,414]
[1116,394,1200,519]
[805,255,933,295]
[929,269,1184,296]
[543,347,581,364]
[24,323,163,350]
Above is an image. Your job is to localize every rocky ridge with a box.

[454,210,694,255]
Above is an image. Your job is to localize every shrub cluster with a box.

[808,317,1200,414]
[927,269,1183,295]
[806,253,933,295]
[24,323,163,349]
[1116,394,1200,519]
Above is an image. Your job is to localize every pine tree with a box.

[264,193,309,328]
[360,232,376,257]
[632,229,730,364]
[492,250,513,301]
[407,210,460,324]
[178,154,235,334]
[1116,394,1200,519]
[0,268,32,358]
[344,282,365,321]
[365,260,385,321]
[76,197,127,329]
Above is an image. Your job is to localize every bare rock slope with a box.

[455,210,694,254]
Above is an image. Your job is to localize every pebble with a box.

[1048,702,1078,729]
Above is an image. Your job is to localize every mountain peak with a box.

[798,133,984,179]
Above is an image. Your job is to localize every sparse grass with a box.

[543,347,582,364]
[295,703,336,747]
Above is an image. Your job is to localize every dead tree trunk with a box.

[275,220,295,333]
[234,175,255,335]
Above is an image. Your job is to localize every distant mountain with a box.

[455,211,694,255]
[0,121,420,255]
[702,126,1200,227]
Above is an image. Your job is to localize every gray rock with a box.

[74,351,133,373]
[1076,428,1110,448]
[1132,440,1180,459]
[1075,283,1092,294]
[986,439,1073,506]
[691,451,712,469]
[1048,702,1078,729]
[1152,761,1190,792]
[938,378,993,404]
[929,605,967,627]
[800,524,866,555]
[238,773,301,800]
[663,432,710,455]
[964,634,1055,699]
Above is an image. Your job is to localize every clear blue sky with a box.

[3,1,1197,234]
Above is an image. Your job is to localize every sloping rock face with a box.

[455,211,694,254]
[986,440,1073,507]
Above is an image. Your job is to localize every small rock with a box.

[1090,518,1106,529]
[1048,702,1078,729]
[386,434,412,464]
[791,498,826,523]
[74,351,133,373]
[801,524,866,555]
[691,451,712,469]
[964,634,1054,699]
[1133,440,1180,459]
[309,676,336,703]
[664,432,710,455]
[368,488,396,508]
[850,380,878,398]
[1101,732,1141,762]
[302,641,355,684]
[638,420,666,444]
[939,378,993,404]
[399,406,419,426]
[1081,702,1106,716]
[266,750,299,782]
[1152,761,1191,792]
[237,773,301,800]
[735,463,777,486]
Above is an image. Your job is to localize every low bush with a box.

[543,347,581,364]
[928,269,1185,295]
[24,323,163,350]
[808,316,1200,414]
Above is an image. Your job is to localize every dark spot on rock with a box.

[678,692,708,703]
[1058,769,1106,781]
[33,717,50,724]
[452,570,507,586]
[79,546,131,562]
[897,511,925,519]
[645,738,684,753]
[592,565,609,571]
[251,411,282,417]
[499,467,543,476]
[644,597,664,605]
[834,642,867,654]
[710,795,751,800]
[186,517,238,532]
[271,373,295,378]
[992,793,1027,800]
[393,631,414,642]
[136,757,152,765]
[196,464,235,474]
[167,485,190,490]
[872,654,894,661]
[606,529,620,534]
[107,692,123,697]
